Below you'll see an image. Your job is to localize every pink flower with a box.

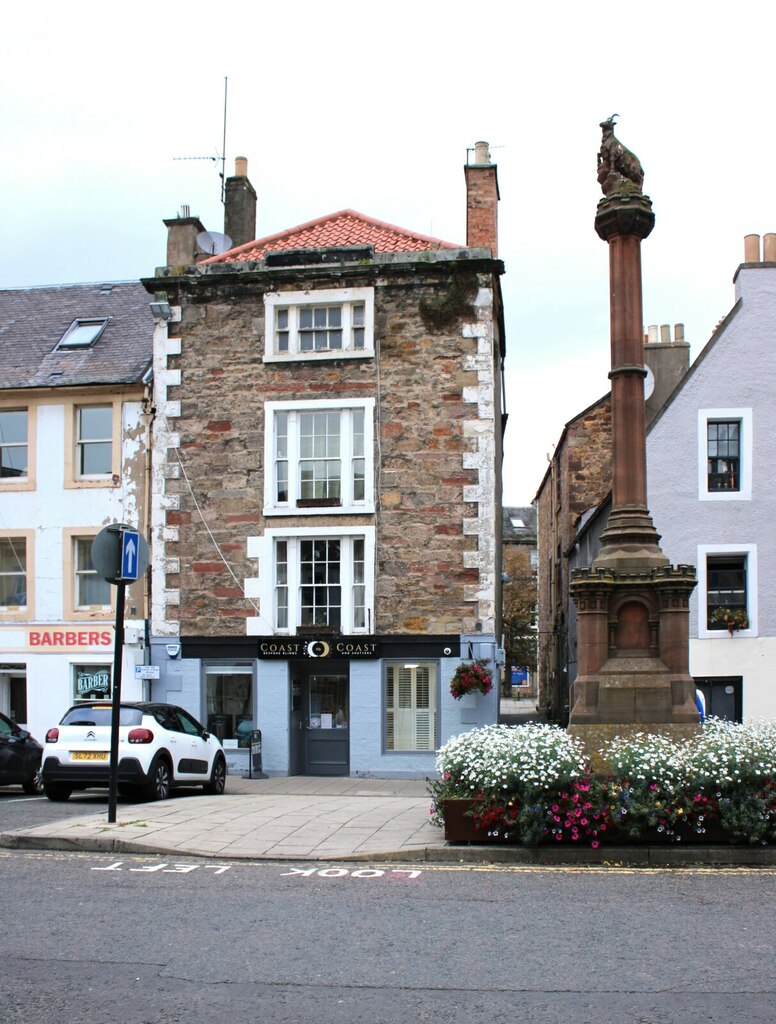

[591,841,600,849]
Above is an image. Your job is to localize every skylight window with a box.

[57,318,109,349]
[510,517,526,529]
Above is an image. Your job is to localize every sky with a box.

[2,1,773,506]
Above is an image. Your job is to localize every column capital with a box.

[595,191,655,241]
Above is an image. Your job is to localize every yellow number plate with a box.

[72,751,109,761]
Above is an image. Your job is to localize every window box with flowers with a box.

[709,607,749,634]
[449,660,493,701]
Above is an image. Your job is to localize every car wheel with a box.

[22,768,44,796]
[143,756,172,802]
[204,755,226,795]
[44,782,72,802]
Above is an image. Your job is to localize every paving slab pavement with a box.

[0,776,446,862]
[3,774,776,867]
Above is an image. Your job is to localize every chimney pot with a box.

[234,156,248,178]
[647,325,658,344]
[763,233,776,261]
[674,323,685,342]
[660,324,671,344]
[473,141,491,165]
[744,233,761,262]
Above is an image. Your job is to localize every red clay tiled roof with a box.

[204,209,462,263]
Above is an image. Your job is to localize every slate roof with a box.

[503,505,537,543]
[0,282,153,390]
[204,209,462,264]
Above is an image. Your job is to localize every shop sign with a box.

[28,628,113,650]
[257,637,379,659]
[75,667,111,700]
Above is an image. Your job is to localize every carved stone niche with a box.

[611,598,655,656]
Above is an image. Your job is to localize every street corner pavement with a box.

[0,775,449,862]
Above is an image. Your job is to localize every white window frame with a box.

[697,543,758,638]
[698,408,752,501]
[0,531,32,617]
[384,661,438,753]
[263,287,374,362]
[255,526,374,635]
[263,398,375,516]
[0,407,30,486]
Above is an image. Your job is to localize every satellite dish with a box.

[643,365,655,400]
[196,230,233,256]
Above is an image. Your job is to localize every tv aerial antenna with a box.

[173,76,229,204]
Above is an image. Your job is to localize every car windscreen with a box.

[60,706,144,727]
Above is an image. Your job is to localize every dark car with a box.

[0,710,43,794]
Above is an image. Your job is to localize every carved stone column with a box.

[567,119,699,760]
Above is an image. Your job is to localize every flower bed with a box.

[429,719,776,847]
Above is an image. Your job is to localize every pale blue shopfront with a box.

[148,634,499,779]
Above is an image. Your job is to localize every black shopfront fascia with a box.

[180,635,462,661]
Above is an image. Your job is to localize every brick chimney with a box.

[465,141,500,257]
[224,156,257,248]
[163,206,206,267]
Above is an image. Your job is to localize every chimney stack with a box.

[163,206,206,267]
[224,156,257,249]
[465,141,500,257]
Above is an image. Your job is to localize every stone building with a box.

[535,326,689,722]
[0,283,153,742]
[535,395,612,722]
[142,145,506,777]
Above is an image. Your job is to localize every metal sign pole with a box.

[107,582,126,824]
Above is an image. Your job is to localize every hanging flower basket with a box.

[450,660,493,700]
[709,607,749,634]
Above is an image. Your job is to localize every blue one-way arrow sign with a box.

[120,529,140,581]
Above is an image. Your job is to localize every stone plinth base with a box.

[568,722,701,773]
[569,656,700,726]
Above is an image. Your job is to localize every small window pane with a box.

[0,410,29,479]
[0,537,26,606]
[79,406,112,441]
[75,539,111,606]
[77,406,112,477]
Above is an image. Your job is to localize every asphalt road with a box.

[1,846,775,1024]
[0,786,189,829]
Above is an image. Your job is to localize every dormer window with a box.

[57,318,109,349]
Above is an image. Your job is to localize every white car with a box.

[42,701,227,802]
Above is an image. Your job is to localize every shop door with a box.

[289,675,304,776]
[301,663,349,776]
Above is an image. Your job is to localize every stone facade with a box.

[535,395,612,721]
[148,260,502,641]
[143,179,507,778]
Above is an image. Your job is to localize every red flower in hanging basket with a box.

[450,660,494,699]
